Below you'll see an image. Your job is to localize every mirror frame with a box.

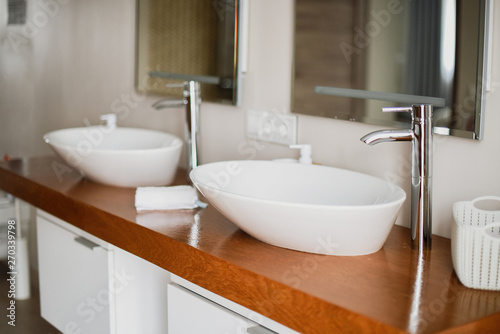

[291,0,492,140]
[134,0,245,106]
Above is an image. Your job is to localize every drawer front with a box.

[168,283,272,334]
[37,214,113,334]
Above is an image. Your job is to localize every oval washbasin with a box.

[44,126,182,188]
[190,160,406,256]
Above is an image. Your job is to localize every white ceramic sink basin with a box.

[44,126,182,188]
[190,160,406,255]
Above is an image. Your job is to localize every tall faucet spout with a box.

[152,99,186,109]
[361,129,414,145]
[152,81,201,183]
[361,104,433,252]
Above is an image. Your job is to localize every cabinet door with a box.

[113,246,170,334]
[37,214,113,334]
[168,283,275,334]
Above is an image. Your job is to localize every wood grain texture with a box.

[293,0,366,119]
[1,156,500,333]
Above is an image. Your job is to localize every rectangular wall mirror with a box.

[293,0,491,139]
[136,0,242,105]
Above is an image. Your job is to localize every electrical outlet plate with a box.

[246,110,298,145]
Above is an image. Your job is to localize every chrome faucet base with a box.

[411,176,432,250]
[186,81,201,172]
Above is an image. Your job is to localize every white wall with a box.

[0,0,186,158]
[0,0,499,238]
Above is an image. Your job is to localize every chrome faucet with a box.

[361,104,433,251]
[153,81,201,178]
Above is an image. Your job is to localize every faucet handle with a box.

[382,106,413,113]
[165,83,186,88]
[382,105,433,120]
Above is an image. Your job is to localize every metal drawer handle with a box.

[74,236,100,250]
[247,326,276,334]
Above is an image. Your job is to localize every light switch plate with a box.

[246,110,297,145]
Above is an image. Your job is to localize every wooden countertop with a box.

[1,156,499,333]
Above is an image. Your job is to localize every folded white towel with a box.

[135,185,201,211]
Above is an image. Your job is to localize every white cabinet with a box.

[168,283,271,334]
[37,210,297,334]
[37,210,170,334]
[37,211,113,334]
[113,246,170,334]
[169,276,299,334]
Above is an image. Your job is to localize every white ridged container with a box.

[452,196,500,290]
